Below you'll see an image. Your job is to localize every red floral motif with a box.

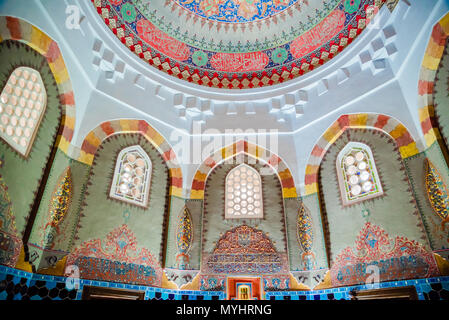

[290,9,346,59]
[66,225,162,285]
[210,52,269,72]
[330,222,439,286]
[202,225,289,274]
[136,19,190,61]
[213,225,277,254]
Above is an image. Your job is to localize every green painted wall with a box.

[0,40,61,236]
[25,149,89,269]
[405,142,449,260]
[73,133,169,263]
[202,156,287,257]
[319,129,430,263]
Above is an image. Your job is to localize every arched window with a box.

[225,164,263,219]
[0,67,47,157]
[110,145,152,207]
[336,142,383,206]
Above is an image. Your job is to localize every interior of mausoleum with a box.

[0,0,449,301]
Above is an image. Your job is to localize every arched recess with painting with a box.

[0,16,76,270]
[416,11,449,263]
[304,113,444,288]
[46,119,183,287]
[171,140,328,293]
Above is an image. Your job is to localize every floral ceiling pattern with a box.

[95,0,386,88]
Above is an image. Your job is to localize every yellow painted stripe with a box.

[151,132,164,147]
[440,13,449,35]
[193,171,207,182]
[129,119,140,131]
[349,113,368,127]
[119,119,131,132]
[389,124,407,139]
[323,122,341,144]
[64,116,76,130]
[424,130,438,147]
[190,189,204,200]
[49,62,69,84]
[425,38,444,59]
[278,169,292,180]
[30,26,52,55]
[422,52,444,71]
[304,183,318,196]
[399,142,419,159]
[170,186,183,197]
[78,150,94,165]
[85,131,102,149]
[170,167,182,178]
[305,164,319,175]
[57,136,70,154]
[418,106,432,123]
[282,187,297,199]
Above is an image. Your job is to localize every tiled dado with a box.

[0,266,225,300]
[265,277,449,300]
[1,265,448,300]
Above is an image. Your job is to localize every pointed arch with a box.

[304,113,422,195]
[190,140,297,199]
[418,12,449,147]
[78,119,183,197]
[0,16,76,153]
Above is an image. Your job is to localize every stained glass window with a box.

[0,67,47,157]
[110,145,152,207]
[336,142,383,205]
[225,164,263,219]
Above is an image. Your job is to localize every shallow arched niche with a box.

[318,128,430,264]
[68,133,169,286]
[201,153,287,254]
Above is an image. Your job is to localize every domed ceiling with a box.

[93,0,386,89]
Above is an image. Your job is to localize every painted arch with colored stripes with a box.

[418,12,449,148]
[190,140,297,200]
[304,113,423,195]
[0,16,76,154]
[78,119,183,197]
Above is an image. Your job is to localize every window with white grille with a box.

[110,145,152,207]
[225,164,263,219]
[336,142,383,206]
[0,67,47,157]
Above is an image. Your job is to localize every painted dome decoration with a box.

[93,0,387,89]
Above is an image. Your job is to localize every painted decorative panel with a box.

[225,164,263,219]
[42,167,72,250]
[0,67,46,157]
[110,145,152,207]
[202,225,288,274]
[425,159,449,235]
[66,225,163,286]
[0,175,21,268]
[296,204,315,270]
[336,142,383,205]
[176,206,193,269]
[330,222,439,287]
